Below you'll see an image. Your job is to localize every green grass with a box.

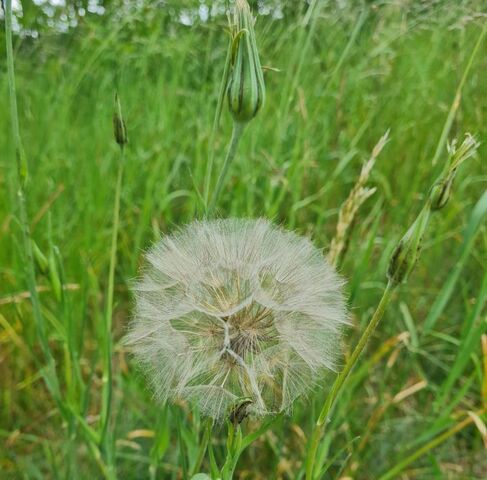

[1,1,487,478]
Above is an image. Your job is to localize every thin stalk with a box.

[208,122,245,216]
[4,0,61,400]
[220,415,280,480]
[204,37,234,207]
[100,148,125,479]
[220,422,240,480]
[431,21,487,166]
[305,281,395,480]
[190,418,213,476]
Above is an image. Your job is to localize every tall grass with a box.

[1,1,487,478]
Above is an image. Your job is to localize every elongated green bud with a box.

[387,207,430,285]
[113,93,128,146]
[430,134,478,211]
[430,176,454,211]
[227,0,265,124]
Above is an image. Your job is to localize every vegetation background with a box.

[1,0,486,478]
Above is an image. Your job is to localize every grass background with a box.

[1,0,487,478]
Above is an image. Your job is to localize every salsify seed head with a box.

[125,218,348,421]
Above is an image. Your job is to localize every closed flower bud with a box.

[430,133,478,211]
[387,208,430,285]
[227,0,265,124]
[113,93,127,146]
[430,176,454,211]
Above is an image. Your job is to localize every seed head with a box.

[227,0,266,124]
[126,219,347,420]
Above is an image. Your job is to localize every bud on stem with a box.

[387,206,431,285]
[430,175,454,211]
[227,0,265,124]
[113,93,128,147]
[429,134,478,211]
[389,133,478,284]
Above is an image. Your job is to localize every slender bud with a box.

[113,93,128,146]
[430,176,454,211]
[227,0,265,124]
[387,207,430,285]
[430,134,479,211]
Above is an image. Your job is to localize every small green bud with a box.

[430,176,454,211]
[113,93,128,146]
[430,134,478,211]
[387,208,430,285]
[227,0,265,124]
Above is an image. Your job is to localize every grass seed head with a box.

[126,218,347,421]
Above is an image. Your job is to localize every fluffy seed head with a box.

[126,218,347,420]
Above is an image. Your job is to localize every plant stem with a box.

[100,148,125,479]
[431,21,487,167]
[204,37,233,207]
[305,281,395,480]
[4,0,62,399]
[190,418,213,476]
[208,122,245,216]
[220,422,240,480]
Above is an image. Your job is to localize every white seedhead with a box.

[126,218,348,421]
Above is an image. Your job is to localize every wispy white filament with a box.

[126,218,348,420]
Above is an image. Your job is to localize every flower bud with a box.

[387,208,430,285]
[113,93,127,146]
[430,176,454,211]
[429,134,478,211]
[227,0,265,124]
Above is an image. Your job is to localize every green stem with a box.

[305,281,395,480]
[204,38,233,207]
[431,21,487,167]
[4,0,62,400]
[190,418,213,476]
[100,149,125,479]
[220,422,240,480]
[208,122,245,216]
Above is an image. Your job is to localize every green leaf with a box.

[422,190,487,335]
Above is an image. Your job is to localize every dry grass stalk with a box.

[328,131,390,267]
